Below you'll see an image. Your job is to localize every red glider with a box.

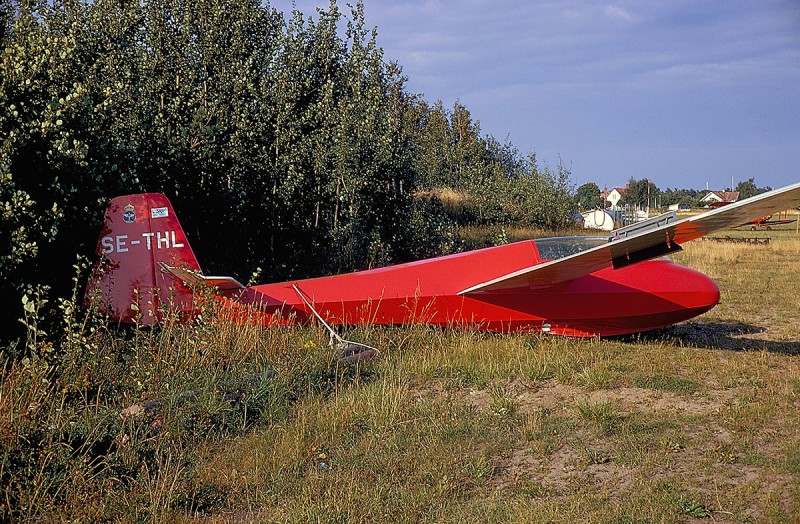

[86,182,800,337]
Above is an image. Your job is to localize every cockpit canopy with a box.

[533,236,609,261]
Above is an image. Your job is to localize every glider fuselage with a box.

[243,239,719,337]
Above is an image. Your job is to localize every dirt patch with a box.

[492,443,632,497]
[586,386,737,416]
[410,379,737,417]
[410,379,779,500]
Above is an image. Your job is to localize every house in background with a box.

[605,187,626,210]
[700,191,739,208]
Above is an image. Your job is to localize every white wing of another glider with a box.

[459,181,800,294]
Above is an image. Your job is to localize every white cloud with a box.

[603,5,636,23]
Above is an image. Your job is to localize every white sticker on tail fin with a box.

[151,207,169,219]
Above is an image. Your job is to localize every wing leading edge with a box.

[459,181,800,294]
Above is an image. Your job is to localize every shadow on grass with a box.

[617,321,800,355]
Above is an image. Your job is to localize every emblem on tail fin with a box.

[122,203,136,223]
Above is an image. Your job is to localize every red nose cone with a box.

[593,260,722,335]
[679,266,721,313]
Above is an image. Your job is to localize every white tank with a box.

[581,210,615,231]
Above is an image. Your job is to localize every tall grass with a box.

[0,275,359,520]
[2,230,800,521]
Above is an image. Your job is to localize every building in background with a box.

[605,187,626,210]
[700,191,739,208]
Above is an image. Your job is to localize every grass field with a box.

[3,227,800,522]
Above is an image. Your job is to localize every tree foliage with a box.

[661,188,702,208]
[575,182,601,210]
[619,177,660,209]
[735,178,770,200]
[410,101,574,228]
[0,0,575,342]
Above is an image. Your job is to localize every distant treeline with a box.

[1,0,575,342]
[574,178,772,211]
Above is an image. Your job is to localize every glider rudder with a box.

[85,193,201,324]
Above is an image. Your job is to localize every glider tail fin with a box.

[85,193,201,324]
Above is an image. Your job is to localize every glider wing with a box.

[460,181,800,294]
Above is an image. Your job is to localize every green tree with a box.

[661,188,701,208]
[735,178,770,200]
[0,0,579,345]
[620,178,660,210]
[575,182,602,210]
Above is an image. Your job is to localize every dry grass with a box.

[3,228,800,522]
[415,187,472,207]
[677,229,800,342]
[189,228,800,523]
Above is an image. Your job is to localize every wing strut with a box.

[291,284,377,364]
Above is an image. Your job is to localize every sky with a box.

[272,0,800,191]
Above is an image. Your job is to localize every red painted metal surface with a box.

[247,247,719,337]
[86,192,727,336]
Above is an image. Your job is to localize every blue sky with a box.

[274,1,800,191]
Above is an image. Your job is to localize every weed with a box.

[663,483,711,518]
[783,441,800,474]
[576,398,622,435]
[582,445,612,466]
[461,457,495,484]
[3,230,800,521]
[631,374,700,395]
[489,383,518,419]
[574,362,613,389]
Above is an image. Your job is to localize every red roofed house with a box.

[605,187,626,210]
[700,191,739,208]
